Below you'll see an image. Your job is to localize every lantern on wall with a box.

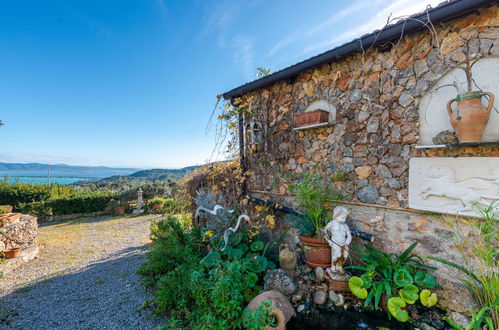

[246,118,263,148]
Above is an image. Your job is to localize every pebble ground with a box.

[0,215,160,330]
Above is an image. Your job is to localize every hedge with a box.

[0,182,51,209]
[0,182,76,210]
[20,191,116,216]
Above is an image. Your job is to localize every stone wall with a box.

[240,4,499,209]
[1,214,38,251]
[231,4,499,313]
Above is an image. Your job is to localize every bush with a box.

[139,213,277,329]
[0,181,76,210]
[48,191,115,215]
[0,205,12,214]
[0,182,51,209]
[20,191,116,216]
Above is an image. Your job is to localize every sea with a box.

[4,177,90,185]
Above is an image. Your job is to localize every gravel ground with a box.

[0,215,161,330]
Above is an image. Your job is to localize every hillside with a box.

[0,162,139,178]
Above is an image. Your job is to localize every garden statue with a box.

[323,206,352,280]
[132,189,144,215]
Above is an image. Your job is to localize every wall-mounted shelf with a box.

[293,122,334,131]
[415,141,499,149]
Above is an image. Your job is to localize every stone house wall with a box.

[234,5,499,313]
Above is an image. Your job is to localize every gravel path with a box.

[0,215,161,329]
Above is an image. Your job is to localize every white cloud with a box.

[232,36,255,80]
[301,0,443,56]
[268,0,387,57]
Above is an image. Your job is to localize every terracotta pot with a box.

[2,247,21,259]
[246,290,296,329]
[0,213,21,226]
[299,235,331,268]
[447,91,494,143]
[294,109,329,127]
[113,206,126,215]
[154,203,163,211]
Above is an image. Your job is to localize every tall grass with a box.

[429,201,498,328]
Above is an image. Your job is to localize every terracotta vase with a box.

[447,91,494,143]
[246,290,296,330]
[2,247,21,259]
[299,235,331,268]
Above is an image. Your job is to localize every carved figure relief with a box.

[409,158,499,217]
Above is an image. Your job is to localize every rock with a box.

[355,166,372,180]
[358,186,380,204]
[313,290,328,305]
[386,178,401,189]
[376,164,392,178]
[301,264,313,274]
[264,269,297,296]
[314,267,325,282]
[448,312,470,329]
[349,89,362,102]
[414,59,429,77]
[399,92,414,107]
[357,179,368,188]
[247,290,296,324]
[343,147,353,157]
[328,290,345,306]
[432,130,458,145]
[366,117,379,134]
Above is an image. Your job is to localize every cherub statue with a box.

[322,206,352,280]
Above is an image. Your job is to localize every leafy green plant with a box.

[140,211,278,329]
[288,172,345,237]
[0,205,12,214]
[243,300,278,330]
[428,201,498,329]
[346,242,439,322]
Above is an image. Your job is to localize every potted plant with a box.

[445,41,495,143]
[294,109,329,128]
[150,197,167,212]
[108,199,127,215]
[288,173,345,267]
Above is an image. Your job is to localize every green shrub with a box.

[20,191,116,216]
[0,182,76,210]
[0,182,51,209]
[346,242,439,322]
[139,213,279,329]
[0,205,12,214]
[48,192,115,215]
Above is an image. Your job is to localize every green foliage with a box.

[0,182,51,209]
[20,191,115,216]
[0,205,12,214]
[348,276,368,299]
[387,297,409,322]
[346,242,438,322]
[289,172,346,237]
[243,300,278,330]
[420,289,438,307]
[139,211,279,329]
[430,201,498,329]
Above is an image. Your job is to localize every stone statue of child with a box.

[323,206,352,280]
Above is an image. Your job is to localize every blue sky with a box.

[0,0,439,168]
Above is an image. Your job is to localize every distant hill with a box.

[0,162,139,178]
[94,166,197,183]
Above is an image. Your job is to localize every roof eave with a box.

[223,0,496,100]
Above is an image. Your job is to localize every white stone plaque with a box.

[409,157,499,217]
